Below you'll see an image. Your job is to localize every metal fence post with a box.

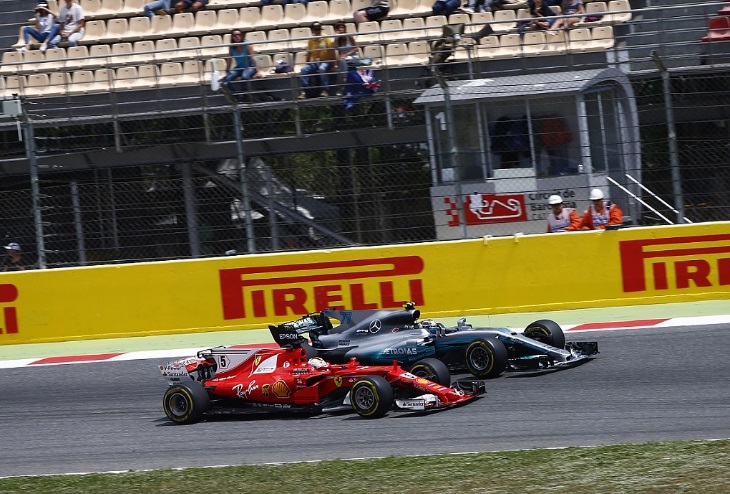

[21,106,47,269]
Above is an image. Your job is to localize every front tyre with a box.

[409,358,451,386]
[350,376,394,419]
[524,319,566,349]
[163,382,210,425]
[465,337,508,378]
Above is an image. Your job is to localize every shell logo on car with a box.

[272,380,291,398]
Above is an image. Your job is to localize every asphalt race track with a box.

[1,323,729,477]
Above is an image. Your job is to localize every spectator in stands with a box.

[49,0,85,48]
[261,0,308,4]
[550,0,583,31]
[334,22,359,86]
[17,2,59,53]
[173,0,209,14]
[432,0,463,16]
[463,0,504,14]
[220,29,260,91]
[518,0,555,34]
[545,195,581,233]
[580,188,623,230]
[143,0,172,18]
[299,22,336,98]
[353,0,390,24]
[2,243,25,271]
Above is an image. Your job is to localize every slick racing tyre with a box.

[409,358,451,387]
[350,376,394,419]
[465,337,508,379]
[163,382,210,425]
[523,319,566,349]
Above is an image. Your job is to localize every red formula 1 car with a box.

[159,344,484,424]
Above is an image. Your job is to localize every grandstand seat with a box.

[98,0,125,17]
[98,18,129,43]
[389,0,417,18]
[543,29,569,54]
[127,16,151,42]
[214,9,240,33]
[501,0,526,9]
[607,0,632,24]
[132,40,157,65]
[113,66,137,91]
[264,29,291,53]
[702,16,730,42]
[252,54,273,74]
[86,44,113,69]
[351,0,370,14]
[65,46,91,71]
[305,1,329,24]
[384,42,409,66]
[43,47,68,72]
[154,38,180,62]
[239,7,261,27]
[134,64,161,89]
[493,9,517,33]
[10,27,25,50]
[357,21,381,44]
[190,10,218,36]
[93,68,114,92]
[246,31,268,54]
[402,17,427,40]
[522,31,546,57]
[579,1,609,26]
[2,75,25,98]
[380,19,405,42]
[111,42,135,65]
[415,0,434,16]
[591,25,615,50]
[25,73,50,98]
[465,11,494,37]
[79,20,107,45]
[21,49,46,73]
[407,40,430,65]
[361,44,383,67]
[80,0,103,17]
[283,3,308,28]
[290,27,312,51]
[171,12,196,36]
[0,52,22,76]
[447,13,470,26]
[200,34,227,58]
[492,33,521,58]
[260,5,285,30]
[181,59,205,85]
[120,0,145,17]
[475,35,500,60]
[327,0,352,22]
[424,15,447,38]
[270,52,293,75]
[69,70,99,94]
[159,62,183,87]
[177,37,202,60]
[567,27,596,52]
[149,14,173,39]
[49,71,71,93]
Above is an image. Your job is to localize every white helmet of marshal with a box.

[548,195,563,205]
[590,188,605,200]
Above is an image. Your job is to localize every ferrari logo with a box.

[262,383,270,397]
[334,376,343,387]
[254,355,261,367]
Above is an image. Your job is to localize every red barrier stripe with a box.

[30,353,124,365]
[569,318,670,331]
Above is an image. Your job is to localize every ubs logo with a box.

[0,284,18,334]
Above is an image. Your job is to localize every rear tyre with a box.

[465,337,508,378]
[163,382,209,425]
[524,319,566,349]
[350,376,394,418]
[409,358,451,386]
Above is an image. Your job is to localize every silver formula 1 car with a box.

[269,304,598,379]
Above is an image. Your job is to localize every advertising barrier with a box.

[1,222,728,345]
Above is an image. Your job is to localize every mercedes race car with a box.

[159,343,484,424]
[269,304,598,379]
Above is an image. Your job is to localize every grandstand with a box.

[0,0,728,267]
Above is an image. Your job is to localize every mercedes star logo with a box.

[369,319,382,333]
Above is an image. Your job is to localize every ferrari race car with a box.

[269,304,598,379]
[159,343,484,424]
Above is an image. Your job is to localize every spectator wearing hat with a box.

[49,0,85,48]
[17,2,59,53]
[546,195,580,233]
[353,0,390,24]
[2,243,25,271]
[299,22,336,99]
[581,188,623,230]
